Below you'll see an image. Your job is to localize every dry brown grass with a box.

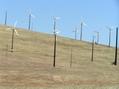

[0,25,119,89]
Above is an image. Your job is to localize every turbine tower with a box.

[94,31,99,44]
[27,10,35,30]
[6,21,19,52]
[53,16,60,67]
[106,27,112,47]
[80,18,87,41]
[4,11,7,25]
[73,27,78,40]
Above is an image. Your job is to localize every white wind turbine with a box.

[94,31,99,44]
[6,21,19,52]
[27,9,36,30]
[53,16,60,67]
[106,26,113,47]
[80,16,87,41]
[73,27,79,40]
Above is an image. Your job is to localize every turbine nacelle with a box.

[6,21,19,36]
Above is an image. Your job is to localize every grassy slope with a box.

[0,25,119,89]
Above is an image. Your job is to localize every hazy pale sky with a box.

[0,0,118,46]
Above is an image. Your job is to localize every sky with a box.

[0,0,118,46]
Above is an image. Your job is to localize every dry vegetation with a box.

[0,25,119,89]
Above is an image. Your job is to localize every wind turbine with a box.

[91,36,95,62]
[80,18,87,41]
[53,16,60,67]
[27,10,35,30]
[73,27,78,40]
[4,11,8,25]
[94,31,99,44]
[106,27,112,47]
[7,21,19,52]
[113,27,118,65]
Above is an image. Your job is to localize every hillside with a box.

[0,25,119,89]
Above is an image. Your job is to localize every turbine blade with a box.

[54,29,60,34]
[14,21,17,28]
[83,22,87,26]
[15,29,19,36]
[53,16,60,20]
[56,31,59,34]
[31,14,36,18]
